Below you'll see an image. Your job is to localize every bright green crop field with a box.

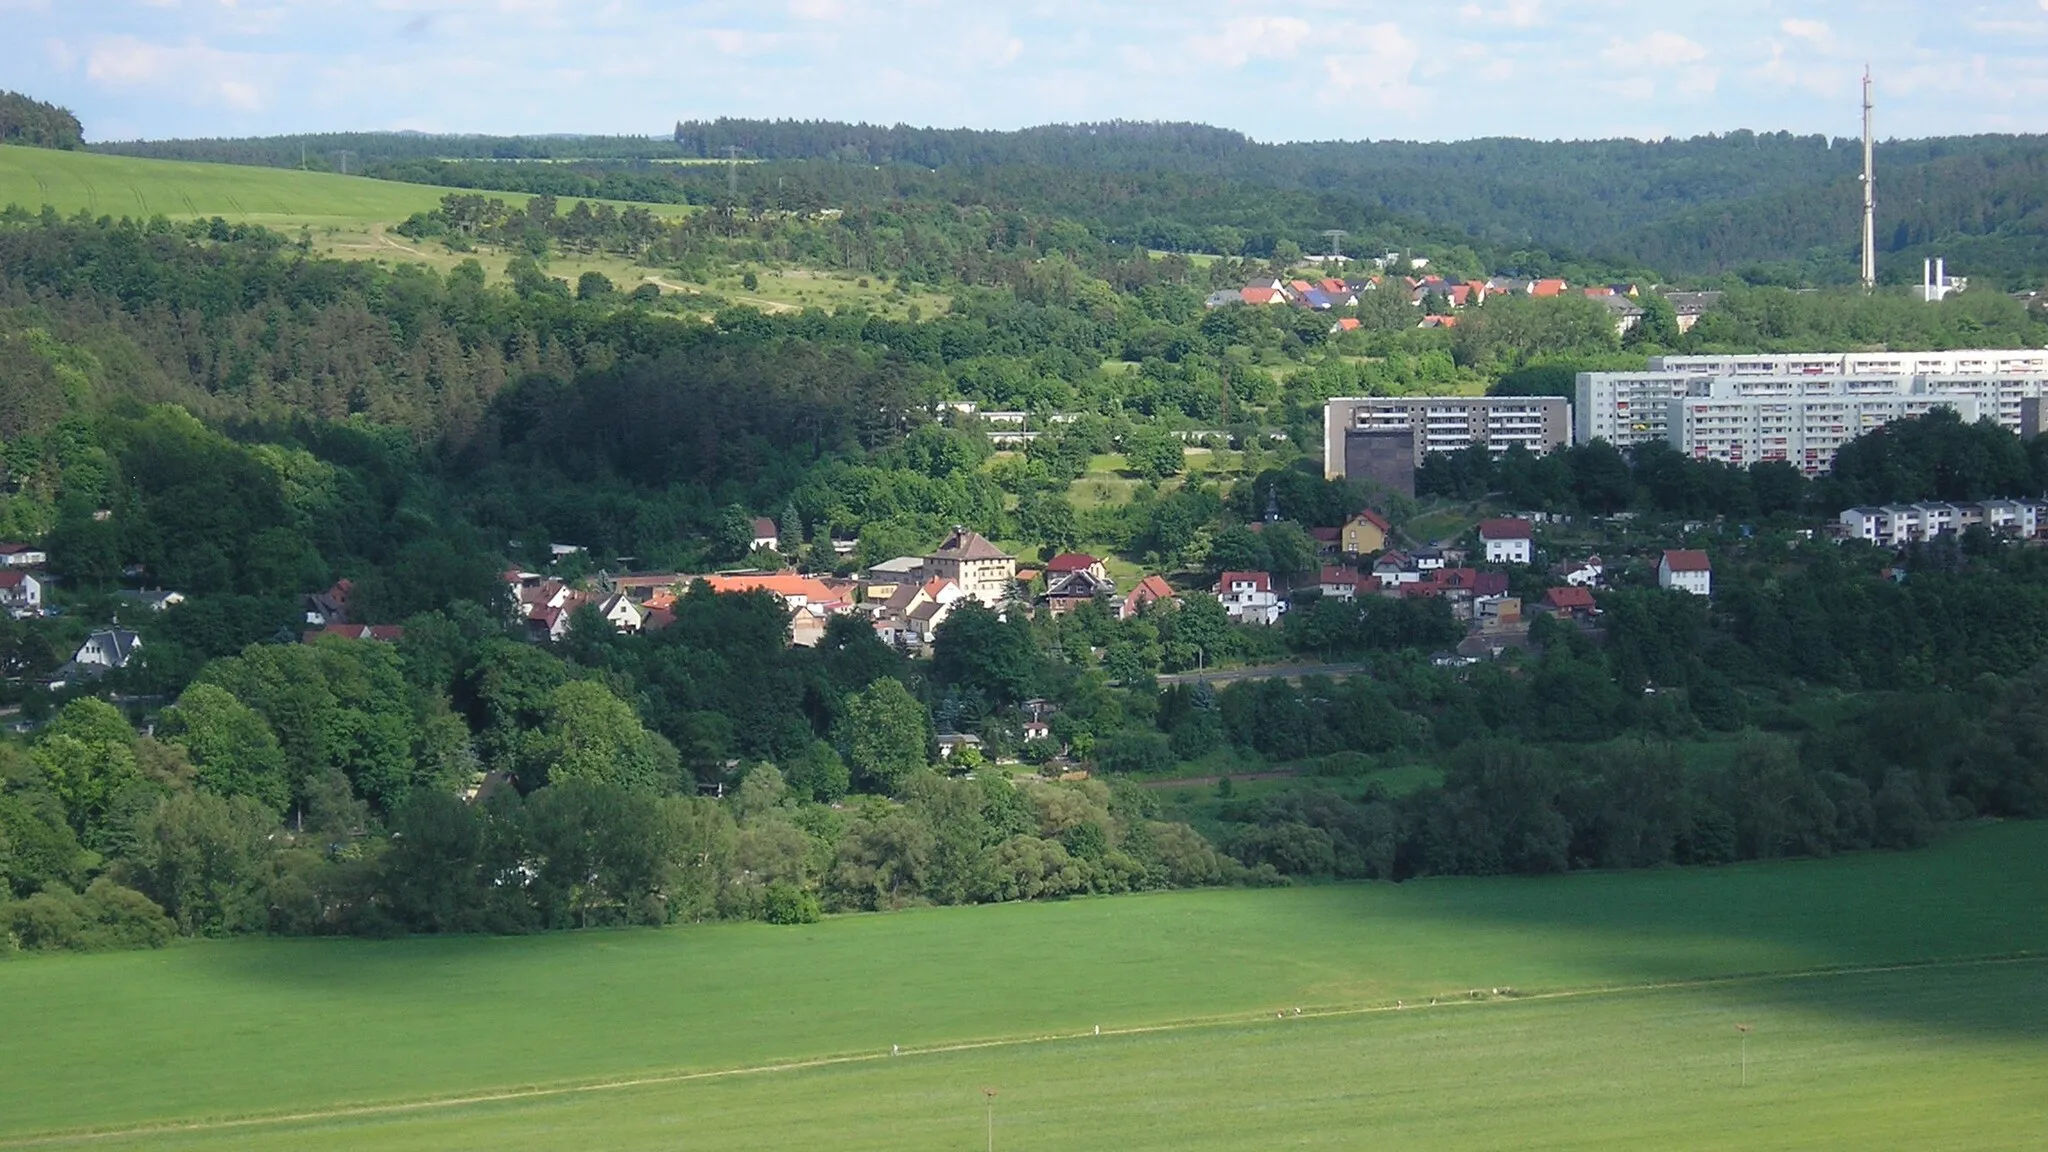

[1,822,2044,1149]
[0,146,689,233]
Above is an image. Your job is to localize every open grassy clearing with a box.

[45,962,2046,1151]
[0,822,2042,1146]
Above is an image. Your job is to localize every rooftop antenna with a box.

[1860,67,1876,292]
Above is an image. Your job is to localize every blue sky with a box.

[6,0,2047,143]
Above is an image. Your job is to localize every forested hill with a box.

[92,121,2048,284]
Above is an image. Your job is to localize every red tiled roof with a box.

[1310,527,1341,543]
[1663,549,1711,573]
[1045,553,1099,573]
[1479,518,1533,540]
[1216,571,1271,592]
[1530,279,1568,297]
[1320,565,1360,585]
[1353,509,1391,532]
[0,572,27,589]
[752,517,778,538]
[1335,317,1362,331]
[303,624,404,643]
[700,572,839,602]
[1544,586,1596,610]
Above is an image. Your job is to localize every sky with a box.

[5,0,2048,144]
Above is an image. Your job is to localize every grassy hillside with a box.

[0,821,2042,1146]
[0,144,478,230]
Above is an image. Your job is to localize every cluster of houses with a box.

[1207,512,1713,660]
[1836,500,2048,548]
[502,527,1180,653]
[1206,272,1722,336]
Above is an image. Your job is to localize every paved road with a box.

[1155,662,1372,687]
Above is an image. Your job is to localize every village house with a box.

[1557,556,1604,588]
[1659,550,1712,597]
[1372,550,1424,586]
[75,628,142,670]
[1118,575,1177,620]
[1040,569,1115,617]
[1479,519,1535,565]
[872,578,968,651]
[1044,553,1111,584]
[698,572,855,647]
[1214,571,1285,625]
[304,578,354,627]
[0,571,43,616]
[0,543,47,568]
[750,518,781,553]
[596,593,645,634]
[1540,585,1598,619]
[922,528,1016,608]
[1340,509,1391,556]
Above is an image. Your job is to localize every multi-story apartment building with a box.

[1649,351,2048,378]
[1578,361,2048,473]
[1323,396,1570,480]
[1671,381,1980,472]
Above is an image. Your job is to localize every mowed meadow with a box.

[1,821,2044,1149]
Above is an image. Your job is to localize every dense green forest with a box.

[4,202,2048,953]
[90,121,2048,285]
[0,92,82,151]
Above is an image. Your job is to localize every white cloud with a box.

[1457,0,1540,28]
[1321,23,1422,111]
[1189,16,1310,68]
[1780,18,1833,48]
[1602,30,1708,69]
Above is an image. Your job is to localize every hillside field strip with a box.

[0,821,2043,1149]
[0,147,944,318]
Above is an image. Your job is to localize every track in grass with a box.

[3,952,2040,1149]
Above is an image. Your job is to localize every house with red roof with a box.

[1479,518,1534,565]
[1214,571,1285,625]
[1530,279,1569,297]
[1118,575,1177,620]
[1341,509,1391,556]
[0,570,43,615]
[1044,553,1109,583]
[1541,585,1598,618]
[750,517,780,553]
[1659,550,1712,597]
[0,542,47,568]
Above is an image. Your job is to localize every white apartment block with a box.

[1578,365,2048,473]
[1649,351,2048,378]
[1672,383,1979,472]
[1324,396,1570,476]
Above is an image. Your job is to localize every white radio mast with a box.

[1860,67,1876,291]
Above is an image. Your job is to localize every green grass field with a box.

[0,822,2043,1148]
[0,145,499,231]
[0,147,961,317]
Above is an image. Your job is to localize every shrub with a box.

[760,882,821,925]
[0,879,175,952]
